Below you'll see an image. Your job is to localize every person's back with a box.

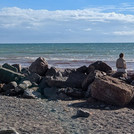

[116,53,126,73]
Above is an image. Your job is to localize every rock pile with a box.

[0,57,134,106]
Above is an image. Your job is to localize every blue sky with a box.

[0,0,134,43]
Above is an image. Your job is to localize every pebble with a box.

[105,107,110,110]
[76,109,90,118]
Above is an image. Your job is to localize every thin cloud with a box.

[113,31,134,36]
[0,7,134,29]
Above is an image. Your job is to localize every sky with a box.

[0,0,134,43]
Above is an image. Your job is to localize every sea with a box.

[0,43,134,71]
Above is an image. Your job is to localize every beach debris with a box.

[29,57,48,76]
[82,70,106,90]
[90,75,134,106]
[87,61,112,74]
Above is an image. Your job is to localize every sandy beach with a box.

[0,95,134,134]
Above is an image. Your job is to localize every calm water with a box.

[0,43,134,70]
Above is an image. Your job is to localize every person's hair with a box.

[119,53,124,58]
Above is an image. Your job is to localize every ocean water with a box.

[0,43,134,70]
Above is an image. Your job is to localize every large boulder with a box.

[44,68,86,88]
[82,70,106,90]
[90,75,134,106]
[87,61,112,74]
[0,67,24,83]
[29,57,48,76]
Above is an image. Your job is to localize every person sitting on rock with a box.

[116,53,127,73]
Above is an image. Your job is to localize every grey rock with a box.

[76,109,90,118]
[29,57,48,76]
[21,68,30,76]
[23,88,41,99]
[18,80,32,90]
[12,64,22,72]
[0,127,19,134]
[58,88,84,98]
[2,63,18,72]
[0,67,24,83]
[43,87,58,99]
[76,65,87,73]
[45,68,86,88]
[24,73,41,84]
[87,61,112,74]
[3,81,17,91]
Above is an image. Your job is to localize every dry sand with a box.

[0,95,134,134]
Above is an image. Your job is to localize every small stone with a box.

[76,109,90,118]
[105,107,110,110]
[51,108,56,112]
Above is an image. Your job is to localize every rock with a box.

[39,78,48,90]
[87,97,97,103]
[90,75,134,106]
[12,64,22,72]
[58,88,84,98]
[0,83,4,93]
[44,69,86,88]
[13,80,32,95]
[46,67,63,76]
[130,80,134,86]
[106,70,116,76]
[82,70,106,90]
[2,81,23,96]
[23,88,41,99]
[29,57,48,76]
[2,63,18,72]
[87,61,112,74]
[76,65,87,73]
[58,92,72,100]
[24,73,41,84]
[43,87,58,99]
[3,81,17,91]
[21,68,31,76]
[0,67,24,83]
[17,80,32,90]
[112,72,127,79]
[85,86,91,98]
[0,128,19,134]
[76,109,90,118]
